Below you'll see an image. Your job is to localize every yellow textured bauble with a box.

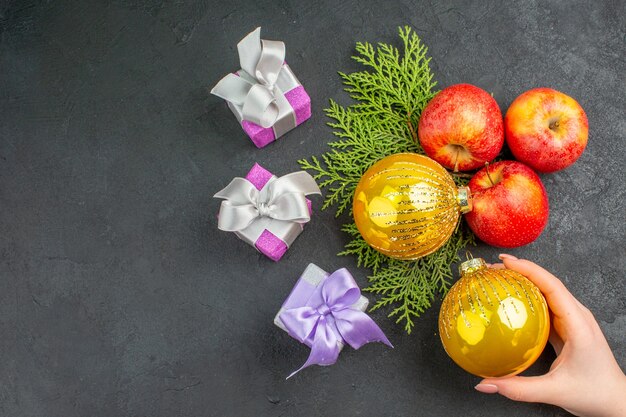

[439,258,550,378]
[353,153,471,260]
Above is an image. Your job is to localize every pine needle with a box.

[298,26,476,333]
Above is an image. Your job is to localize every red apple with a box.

[418,84,504,171]
[465,161,549,248]
[505,88,588,173]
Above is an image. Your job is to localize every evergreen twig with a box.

[298,26,476,333]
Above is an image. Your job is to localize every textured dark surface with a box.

[1,0,625,416]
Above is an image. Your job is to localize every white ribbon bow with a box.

[214,171,321,233]
[211,27,290,129]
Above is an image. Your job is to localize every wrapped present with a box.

[211,27,311,148]
[214,163,320,261]
[275,264,392,378]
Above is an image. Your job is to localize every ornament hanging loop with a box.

[459,257,487,276]
[457,186,472,214]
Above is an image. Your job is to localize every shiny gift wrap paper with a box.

[275,264,392,378]
[211,27,311,148]
[353,153,471,260]
[438,258,550,378]
[214,164,320,261]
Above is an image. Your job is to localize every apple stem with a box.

[407,112,418,143]
[549,120,560,130]
[453,149,460,173]
[485,162,495,186]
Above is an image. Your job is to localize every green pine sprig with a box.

[298,26,475,333]
[364,225,475,333]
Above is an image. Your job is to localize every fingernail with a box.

[475,383,499,394]
[498,254,518,261]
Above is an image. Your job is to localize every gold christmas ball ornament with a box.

[353,153,472,260]
[438,258,550,378]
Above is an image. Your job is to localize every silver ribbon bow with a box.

[211,28,298,136]
[214,171,321,247]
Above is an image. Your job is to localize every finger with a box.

[476,375,558,404]
[498,256,582,322]
[489,262,506,270]
[573,297,592,315]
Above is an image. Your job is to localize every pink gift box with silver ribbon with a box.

[211,28,311,148]
[214,163,320,261]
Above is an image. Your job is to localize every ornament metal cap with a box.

[457,186,472,214]
[459,257,486,275]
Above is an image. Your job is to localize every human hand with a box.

[474,254,626,417]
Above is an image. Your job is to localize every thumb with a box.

[475,375,557,404]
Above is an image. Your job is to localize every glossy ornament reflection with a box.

[352,153,471,260]
[438,258,550,378]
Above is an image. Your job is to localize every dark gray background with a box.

[1,0,624,416]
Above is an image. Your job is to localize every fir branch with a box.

[338,223,389,273]
[299,100,419,217]
[299,26,476,333]
[363,223,475,333]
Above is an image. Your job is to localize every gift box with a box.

[211,27,311,148]
[214,163,320,261]
[275,264,392,378]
